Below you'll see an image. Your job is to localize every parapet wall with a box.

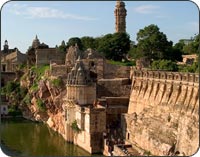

[130,68,199,84]
[123,69,199,156]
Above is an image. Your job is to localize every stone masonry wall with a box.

[97,78,131,98]
[50,64,70,77]
[103,62,130,79]
[122,69,199,156]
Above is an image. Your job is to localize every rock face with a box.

[122,69,199,156]
[21,77,66,138]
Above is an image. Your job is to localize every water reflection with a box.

[0,118,91,156]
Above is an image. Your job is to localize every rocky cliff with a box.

[122,69,199,156]
[20,67,67,139]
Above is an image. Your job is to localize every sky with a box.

[0,0,199,53]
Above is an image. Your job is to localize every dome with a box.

[32,35,40,48]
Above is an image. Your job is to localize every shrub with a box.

[151,60,178,72]
[5,81,20,93]
[36,99,46,112]
[22,94,31,105]
[8,106,22,117]
[51,78,62,87]
[71,120,81,133]
[20,87,28,98]
[30,83,39,92]
[108,60,135,66]
[178,62,199,73]
[30,65,50,81]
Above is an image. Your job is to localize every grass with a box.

[107,60,135,66]
[31,65,50,80]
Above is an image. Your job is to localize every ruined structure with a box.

[63,58,106,153]
[62,55,131,153]
[0,40,26,72]
[0,40,26,87]
[121,69,199,156]
[114,0,127,33]
[182,54,198,65]
[20,41,199,155]
[26,36,65,67]
[3,1,198,155]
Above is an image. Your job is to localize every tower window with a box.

[127,132,130,140]
[2,64,6,72]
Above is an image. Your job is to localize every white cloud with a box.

[134,5,160,14]
[8,4,96,21]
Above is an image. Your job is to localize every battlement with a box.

[130,68,199,84]
[126,68,199,155]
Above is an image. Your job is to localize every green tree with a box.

[66,37,83,50]
[166,47,183,61]
[81,36,97,50]
[151,59,178,71]
[136,24,173,60]
[58,40,67,53]
[98,32,130,61]
[174,39,185,52]
[183,34,199,54]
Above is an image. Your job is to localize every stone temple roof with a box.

[67,56,92,85]
[32,35,40,48]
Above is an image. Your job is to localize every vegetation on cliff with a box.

[36,99,46,112]
[50,78,63,87]
[1,81,27,116]
[71,120,81,133]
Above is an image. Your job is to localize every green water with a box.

[0,118,91,156]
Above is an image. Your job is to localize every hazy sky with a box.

[1,0,199,53]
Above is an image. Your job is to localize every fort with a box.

[18,45,198,155]
[121,69,199,156]
[1,1,199,156]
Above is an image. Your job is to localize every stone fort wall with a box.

[122,69,199,156]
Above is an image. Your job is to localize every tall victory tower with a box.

[114,0,127,33]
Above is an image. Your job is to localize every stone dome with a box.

[32,35,40,48]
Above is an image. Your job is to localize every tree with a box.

[66,37,83,50]
[174,40,185,52]
[98,32,130,61]
[183,34,199,54]
[136,24,173,60]
[151,59,178,71]
[58,40,67,53]
[166,47,182,61]
[81,36,97,50]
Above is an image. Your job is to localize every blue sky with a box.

[1,0,199,53]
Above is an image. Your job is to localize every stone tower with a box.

[66,57,96,105]
[114,0,127,33]
[3,40,9,53]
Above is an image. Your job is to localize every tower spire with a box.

[114,0,127,33]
